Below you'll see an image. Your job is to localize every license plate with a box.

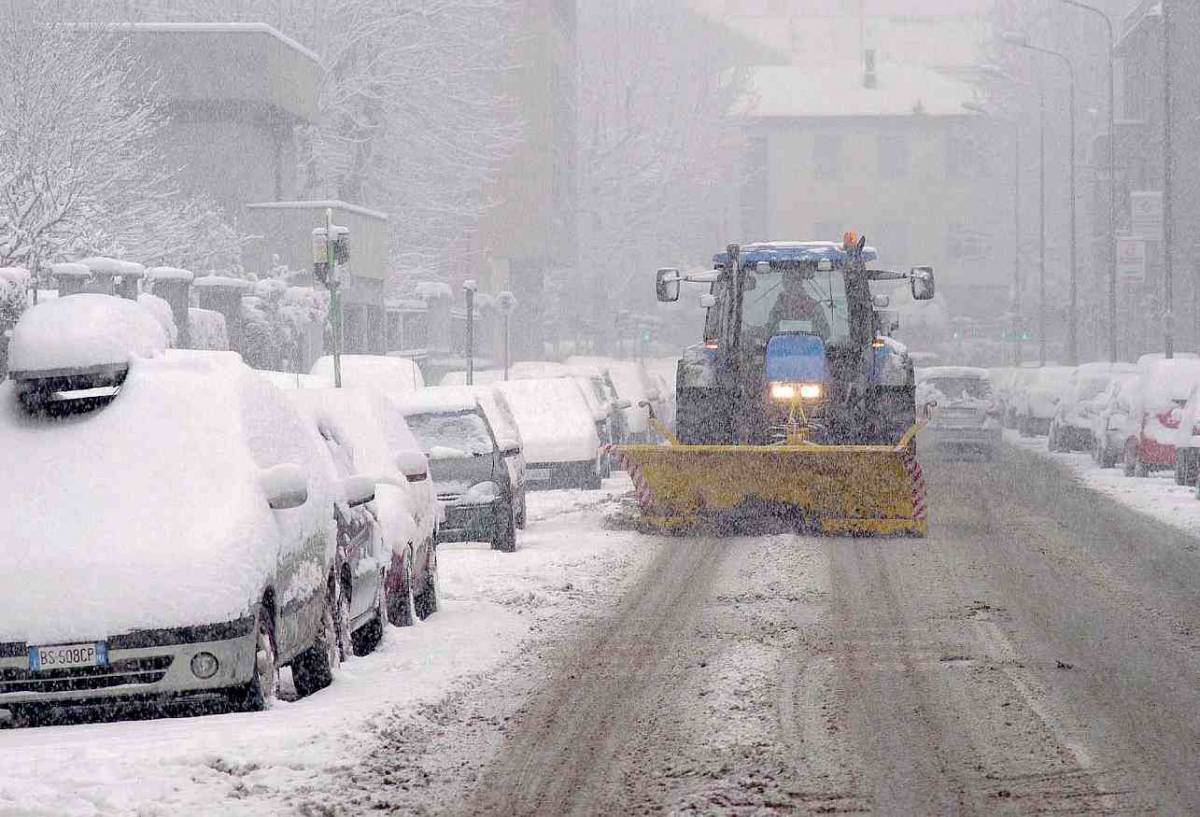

[526,468,552,482]
[29,642,108,672]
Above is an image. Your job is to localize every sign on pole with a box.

[1116,237,1146,284]
[1130,191,1164,242]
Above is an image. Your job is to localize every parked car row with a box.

[0,295,675,724]
[990,354,1200,492]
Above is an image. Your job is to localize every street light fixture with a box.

[962,100,1024,365]
[1003,32,1078,366]
[1060,0,1118,363]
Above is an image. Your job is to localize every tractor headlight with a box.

[769,382,823,402]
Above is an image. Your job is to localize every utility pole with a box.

[1061,0,1117,361]
[1163,0,1175,358]
[1040,84,1047,367]
[1014,118,1022,365]
[498,291,516,380]
[464,279,477,385]
[313,209,348,388]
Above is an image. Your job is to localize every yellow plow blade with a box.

[611,436,927,537]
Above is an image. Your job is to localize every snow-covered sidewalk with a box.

[1005,430,1200,538]
[0,476,654,817]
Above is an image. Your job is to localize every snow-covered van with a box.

[0,296,352,720]
[1122,356,1200,477]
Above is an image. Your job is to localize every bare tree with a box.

[576,1,748,326]
[0,4,245,275]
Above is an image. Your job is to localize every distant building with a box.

[692,2,1008,328]
[1101,0,1200,357]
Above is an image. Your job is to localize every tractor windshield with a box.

[740,268,849,344]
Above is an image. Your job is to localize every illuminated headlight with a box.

[190,652,219,680]
[458,481,502,506]
[769,382,823,402]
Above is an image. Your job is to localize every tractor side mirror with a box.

[872,294,890,308]
[699,293,717,309]
[911,266,935,300]
[655,268,681,302]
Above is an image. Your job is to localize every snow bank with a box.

[0,352,336,643]
[496,377,600,463]
[8,294,168,374]
[1006,431,1200,539]
[309,354,425,394]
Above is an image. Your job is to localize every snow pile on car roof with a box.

[397,386,482,416]
[309,354,425,394]
[496,378,599,463]
[425,384,523,447]
[0,351,335,643]
[7,294,168,375]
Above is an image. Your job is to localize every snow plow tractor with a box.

[614,234,936,535]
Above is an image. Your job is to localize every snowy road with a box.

[7,445,1200,816]
[344,443,1200,816]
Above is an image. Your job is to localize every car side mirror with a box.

[342,475,377,508]
[872,294,890,308]
[396,449,429,483]
[910,266,935,300]
[699,293,717,309]
[261,464,308,511]
[655,268,681,303]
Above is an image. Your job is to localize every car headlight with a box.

[459,481,502,505]
[769,382,823,402]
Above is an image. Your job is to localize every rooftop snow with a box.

[245,200,389,221]
[146,266,195,282]
[193,275,253,290]
[715,242,879,266]
[49,262,92,278]
[8,294,168,375]
[77,257,145,277]
[98,22,321,67]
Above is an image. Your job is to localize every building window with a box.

[814,134,843,181]
[877,133,910,180]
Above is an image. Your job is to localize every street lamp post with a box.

[1061,0,1117,363]
[1163,0,1175,359]
[498,290,516,380]
[463,279,478,385]
[1004,32,1078,366]
[962,100,1022,365]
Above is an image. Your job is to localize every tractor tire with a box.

[675,387,733,445]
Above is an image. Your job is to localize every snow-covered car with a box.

[423,384,528,529]
[1122,357,1200,477]
[496,376,603,489]
[1000,366,1041,429]
[918,366,1001,458]
[0,296,351,718]
[288,387,440,635]
[568,356,660,442]
[1173,382,1200,486]
[400,390,518,552]
[1015,366,1074,437]
[1048,363,1136,453]
[1091,373,1139,468]
[310,354,425,394]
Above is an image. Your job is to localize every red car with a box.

[1122,357,1200,477]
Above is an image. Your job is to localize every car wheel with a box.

[352,571,388,656]
[582,467,602,491]
[414,550,439,620]
[492,506,517,553]
[387,550,416,627]
[292,585,340,698]
[234,605,279,712]
[335,580,353,662]
[1134,453,1149,478]
[1175,457,1187,486]
[515,493,528,530]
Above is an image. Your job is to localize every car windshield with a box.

[405,410,494,457]
[740,269,849,342]
[927,377,990,399]
[1076,376,1110,401]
